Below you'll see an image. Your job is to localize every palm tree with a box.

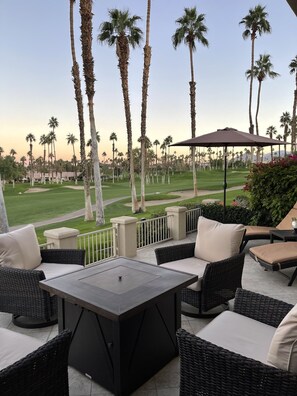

[240,5,271,135]
[153,139,160,181]
[247,54,279,136]
[25,133,35,185]
[0,147,4,157]
[80,0,105,225]
[276,134,283,158]
[48,117,58,175]
[139,0,152,212]
[66,133,78,182]
[280,111,291,156]
[172,7,208,196]
[266,125,277,160]
[289,55,297,153]
[98,9,143,213]
[69,0,93,220]
[110,132,117,183]
[9,149,16,158]
[39,134,47,182]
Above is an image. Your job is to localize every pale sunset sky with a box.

[0,1,296,161]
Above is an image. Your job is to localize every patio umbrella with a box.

[172,127,285,219]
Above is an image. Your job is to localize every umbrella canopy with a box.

[172,127,284,148]
[172,127,286,220]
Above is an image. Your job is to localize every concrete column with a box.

[111,216,137,257]
[44,227,79,249]
[165,206,187,240]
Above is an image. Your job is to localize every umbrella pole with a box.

[223,146,227,222]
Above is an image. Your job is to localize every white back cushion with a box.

[0,224,41,270]
[267,304,297,373]
[194,216,245,262]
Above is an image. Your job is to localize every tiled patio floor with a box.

[1,234,297,395]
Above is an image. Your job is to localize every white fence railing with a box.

[186,207,202,233]
[39,242,55,249]
[137,215,172,248]
[78,227,117,265]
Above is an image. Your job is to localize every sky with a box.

[0,1,296,162]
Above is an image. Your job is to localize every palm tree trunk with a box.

[255,81,262,136]
[70,0,93,221]
[118,35,139,213]
[140,0,152,212]
[292,76,297,153]
[0,176,9,233]
[80,0,104,225]
[248,37,255,135]
[189,44,197,197]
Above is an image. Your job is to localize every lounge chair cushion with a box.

[37,262,83,280]
[245,225,276,236]
[0,224,42,270]
[267,303,297,373]
[160,257,209,291]
[277,203,297,229]
[0,328,43,371]
[197,311,276,365]
[250,242,297,266]
[194,216,245,262]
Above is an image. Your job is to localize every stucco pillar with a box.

[111,216,137,257]
[165,206,187,240]
[44,227,79,249]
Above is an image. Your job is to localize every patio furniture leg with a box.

[288,267,297,286]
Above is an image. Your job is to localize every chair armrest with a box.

[155,243,195,265]
[176,328,297,396]
[0,330,71,395]
[41,249,85,266]
[234,288,293,327]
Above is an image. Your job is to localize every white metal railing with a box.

[78,226,117,265]
[137,215,172,249]
[186,207,202,233]
[39,242,55,249]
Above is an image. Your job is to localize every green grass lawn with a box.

[2,169,249,242]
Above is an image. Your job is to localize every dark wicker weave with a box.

[155,243,245,314]
[0,329,71,396]
[0,249,85,325]
[177,289,297,396]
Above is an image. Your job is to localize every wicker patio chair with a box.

[177,289,297,396]
[0,329,71,396]
[155,216,246,317]
[0,225,85,328]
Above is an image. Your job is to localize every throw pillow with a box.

[267,304,297,373]
[194,216,245,262]
[0,224,42,270]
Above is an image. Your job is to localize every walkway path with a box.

[10,185,243,230]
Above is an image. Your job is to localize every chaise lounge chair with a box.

[243,201,297,248]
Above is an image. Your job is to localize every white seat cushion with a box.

[197,311,276,364]
[0,224,41,270]
[36,262,83,280]
[267,303,297,373]
[160,257,209,291]
[0,328,43,371]
[195,216,245,262]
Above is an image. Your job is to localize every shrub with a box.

[245,157,297,226]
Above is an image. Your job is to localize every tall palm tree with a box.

[98,9,143,213]
[139,0,152,212]
[246,54,279,136]
[39,134,47,182]
[280,111,291,156]
[66,133,78,182]
[153,139,160,181]
[240,5,271,135]
[289,55,297,153]
[9,149,16,158]
[266,125,277,160]
[48,117,58,174]
[110,132,117,183]
[276,134,283,158]
[69,0,93,220]
[0,147,4,157]
[80,0,105,225]
[172,7,208,197]
[25,133,35,185]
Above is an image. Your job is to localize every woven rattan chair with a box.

[0,329,71,396]
[155,216,246,317]
[177,289,297,396]
[0,248,85,328]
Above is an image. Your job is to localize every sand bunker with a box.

[64,185,109,190]
[24,188,50,193]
